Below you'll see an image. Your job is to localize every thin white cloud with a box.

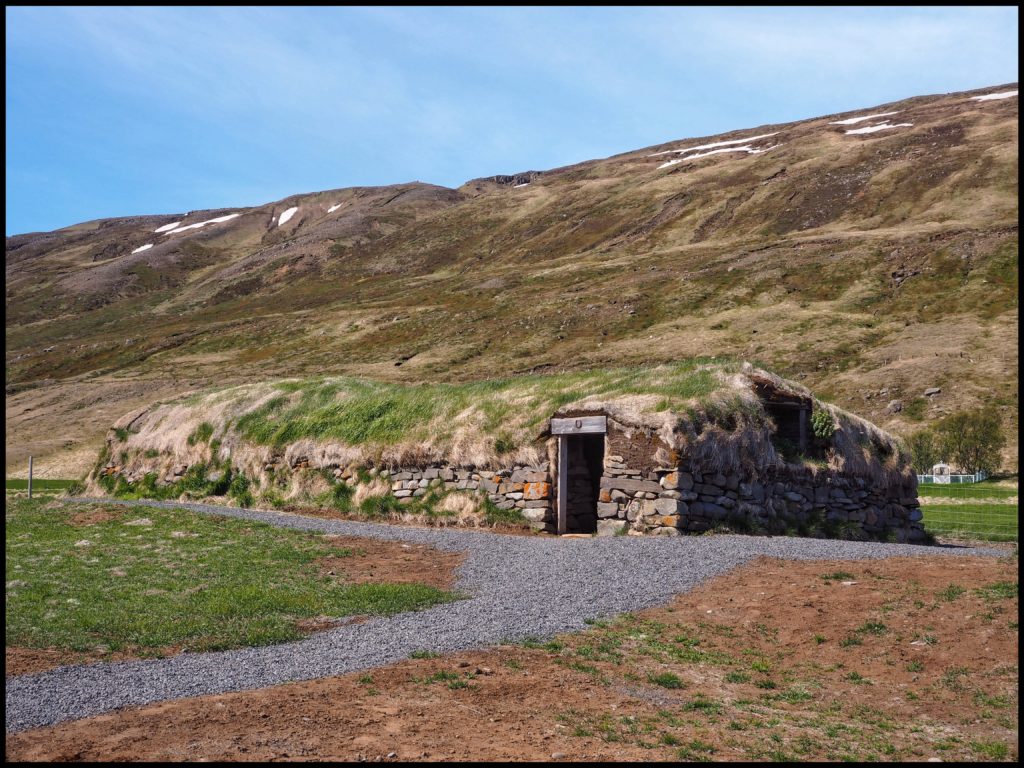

[28,7,410,143]
[633,7,1017,96]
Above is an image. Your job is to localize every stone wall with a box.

[340,461,555,532]
[96,420,922,542]
[97,452,557,532]
[593,449,924,543]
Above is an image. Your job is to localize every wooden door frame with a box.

[552,416,607,535]
[557,434,568,534]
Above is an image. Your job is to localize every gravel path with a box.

[5,497,1004,733]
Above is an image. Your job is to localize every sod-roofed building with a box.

[89,361,925,542]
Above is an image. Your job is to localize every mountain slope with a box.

[5,84,1018,477]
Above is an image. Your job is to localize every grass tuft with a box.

[647,671,686,689]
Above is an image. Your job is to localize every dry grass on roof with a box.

[92,360,911,484]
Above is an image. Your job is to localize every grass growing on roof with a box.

[89,357,911,486]
[5,497,460,655]
[186,421,214,446]
[233,359,735,449]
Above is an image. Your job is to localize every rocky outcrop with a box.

[487,172,540,186]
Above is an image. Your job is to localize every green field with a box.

[920,503,1018,542]
[918,484,1017,500]
[5,478,78,491]
[5,498,460,656]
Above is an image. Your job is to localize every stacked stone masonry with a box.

[313,439,922,541]
[595,454,924,543]
[366,462,555,531]
[100,419,922,541]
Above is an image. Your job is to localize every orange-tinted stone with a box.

[523,482,551,500]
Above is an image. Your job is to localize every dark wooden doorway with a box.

[562,435,604,533]
[552,416,607,535]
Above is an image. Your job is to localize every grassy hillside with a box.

[5,84,1018,477]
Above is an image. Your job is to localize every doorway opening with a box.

[563,434,604,534]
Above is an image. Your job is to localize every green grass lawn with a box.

[6,478,78,491]
[918,484,1017,500]
[920,503,1018,542]
[5,498,460,656]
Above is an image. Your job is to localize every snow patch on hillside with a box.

[161,213,241,236]
[513,183,530,188]
[829,111,900,125]
[327,203,341,213]
[657,144,779,168]
[153,221,182,233]
[278,207,298,226]
[649,133,778,158]
[845,122,914,135]
[970,90,1017,101]
[131,243,153,254]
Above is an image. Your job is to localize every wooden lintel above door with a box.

[551,416,607,435]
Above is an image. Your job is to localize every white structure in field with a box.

[917,462,988,485]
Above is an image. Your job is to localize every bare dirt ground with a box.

[7,553,1017,762]
[5,534,463,678]
[67,507,123,526]
[317,535,464,591]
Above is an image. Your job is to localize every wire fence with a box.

[916,472,989,485]
[917,484,1017,500]
[918,483,1018,541]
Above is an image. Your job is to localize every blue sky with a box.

[5,6,1018,235]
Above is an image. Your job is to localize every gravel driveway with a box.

[5,498,1003,733]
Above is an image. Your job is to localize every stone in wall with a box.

[523,482,550,500]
